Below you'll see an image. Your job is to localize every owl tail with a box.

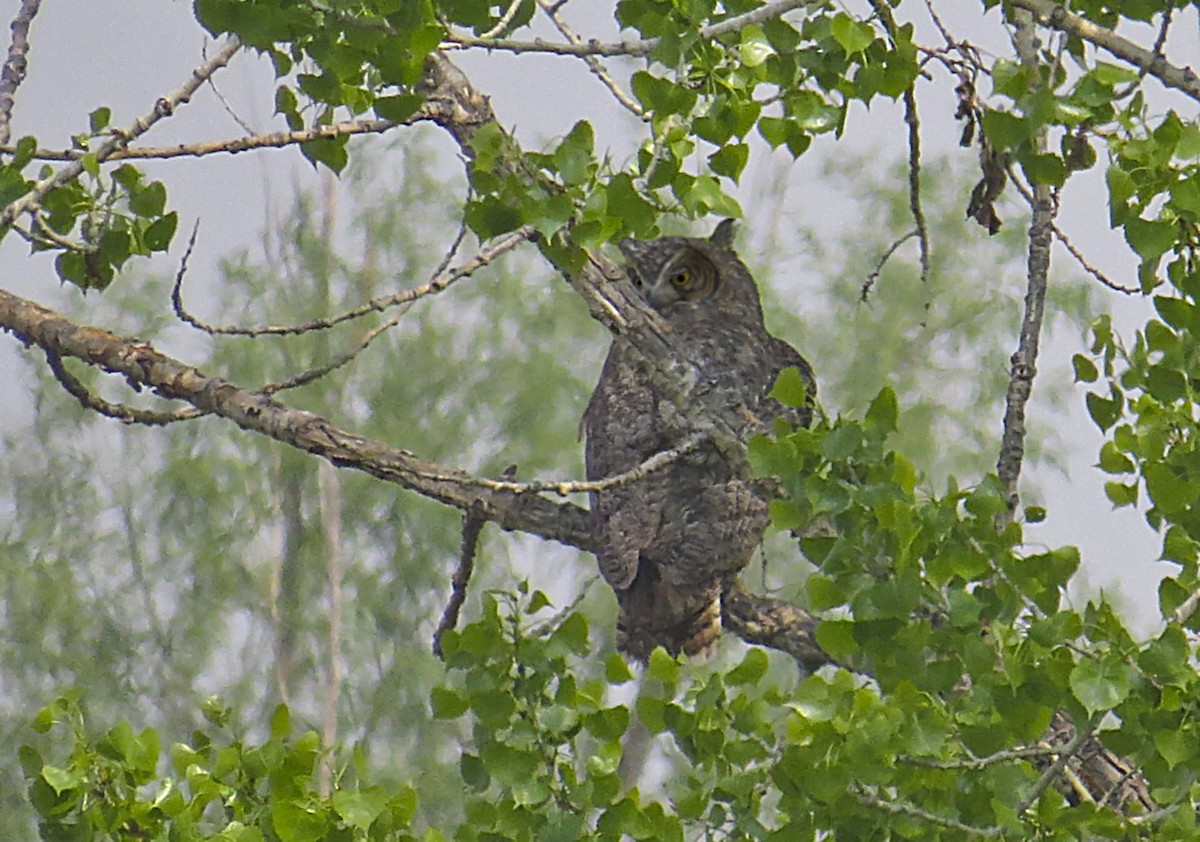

[616,589,722,663]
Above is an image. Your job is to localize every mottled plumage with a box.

[583,220,815,661]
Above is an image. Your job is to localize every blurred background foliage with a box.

[0,140,1100,830]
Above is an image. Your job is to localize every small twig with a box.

[0,37,242,229]
[903,89,932,300]
[531,575,600,637]
[855,786,1001,837]
[477,0,525,39]
[869,0,931,321]
[1,119,400,162]
[1053,221,1138,295]
[0,0,40,147]
[900,744,1063,771]
[861,229,917,302]
[44,348,202,425]
[433,496,490,659]
[1003,166,1132,295]
[534,0,646,119]
[317,460,344,796]
[258,306,410,394]
[921,0,954,47]
[173,224,535,336]
[203,38,256,135]
[1170,584,1200,626]
[424,431,706,497]
[1006,170,1138,295]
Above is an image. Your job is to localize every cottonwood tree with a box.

[4,0,1200,839]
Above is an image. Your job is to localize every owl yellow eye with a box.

[670,268,691,287]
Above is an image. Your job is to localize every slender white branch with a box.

[442,0,816,57]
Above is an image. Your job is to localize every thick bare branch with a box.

[1009,0,1200,103]
[0,0,40,147]
[0,287,594,551]
[996,9,1055,521]
[721,581,827,673]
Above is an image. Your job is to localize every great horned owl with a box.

[583,219,815,661]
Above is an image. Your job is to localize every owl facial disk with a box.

[645,247,719,309]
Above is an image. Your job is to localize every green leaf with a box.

[129,180,167,217]
[647,647,679,686]
[89,106,111,133]
[708,142,749,181]
[41,764,83,795]
[1069,657,1135,714]
[430,687,469,719]
[553,120,595,184]
[1097,441,1134,474]
[1021,153,1066,188]
[549,611,590,655]
[605,652,635,684]
[465,195,523,238]
[770,366,811,408]
[1104,481,1137,507]
[606,173,657,235]
[300,136,348,174]
[526,589,552,613]
[739,27,775,67]
[144,212,178,252]
[815,620,857,661]
[480,740,539,786]
[727,648,769,685]
[269,703,291,738]
[1154,296,1196,331]
[332,787,390,832]
[1144,463,1192,515]
[865,386,898,433]
[830,13,874,55]
[1125,217,1177,262]
[1071,354,1098,383]
[373,94,423,122]
[271,799,330,842]
[1086,390,1121,431]
[980,109,1029,151]
[1024,506,1046,523]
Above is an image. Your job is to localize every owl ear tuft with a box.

[709,218,738,249]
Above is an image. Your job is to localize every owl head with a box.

[617,219,761,317]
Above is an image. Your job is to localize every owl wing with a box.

[583,340,668,591]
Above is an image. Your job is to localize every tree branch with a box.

[1009,0,1200,104]
[0,0,40,147]
[1,119,402,163]
[441,0,816,57]
[0,287,594,551]
[0,37,241,229]
[996,9,1055,521]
